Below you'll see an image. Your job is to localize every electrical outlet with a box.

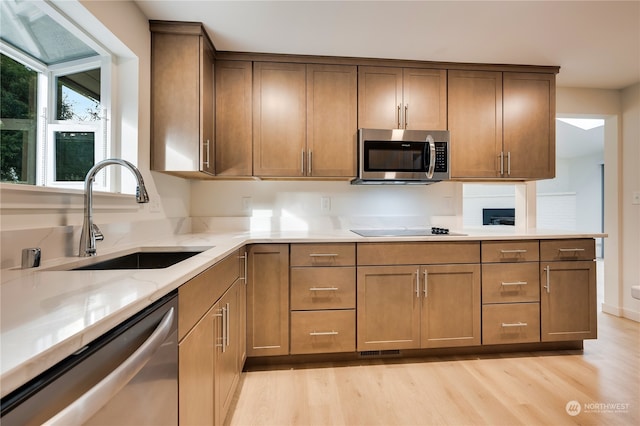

[242,197,252,212]
[633,191,640,205]
[321,196,331,212]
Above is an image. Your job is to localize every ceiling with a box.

[134,0,640,90]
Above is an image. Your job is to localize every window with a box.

[0,0,111,190]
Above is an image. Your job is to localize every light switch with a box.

[321,196,331,212]
[633,191,640,205]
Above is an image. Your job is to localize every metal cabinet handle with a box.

[500,151,504,175]
[220,306,227,353]
[501,322,528,328]
[558,248,585,253]
[501,281,528,287]
[43,307,175,425]
[500,249,527,254]
[309,331,339,336]
[239,251,248,284]
[203,139,210,168]
[225,302,230,348]
[309,253,339,257]
[397,105,401,129]
[415,268,420,297]
[507,151,511,176]
[308,150,312,175]
[309,287,339,291]
[423,270,428,297]
[301,150,305,174]
[404,104,408,129]
[544,265,551,293]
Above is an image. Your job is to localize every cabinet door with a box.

[179,306,215,425]
[201,37,215,175]
[540,261,597,341]
[215,281,241,425]
[420,264,481,348]
[403,68,447,130]
[247,244,290,356]
[358,66,403,129]
[215,60,252,176]
[357,265,420,351]
[253,62,306,176]
[448,70,503,178]
[503,72,555,179]
[307,64,357,177]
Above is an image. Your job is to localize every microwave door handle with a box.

[426,135,436,179]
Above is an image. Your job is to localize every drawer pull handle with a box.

[309,253,339,257]
[501,322,528,328]
[501,281,527,287]
[309,287,339,291]
[558,248,585,253]
[544,265,551,293]
[309,331,339,336]
[500,249,527,254]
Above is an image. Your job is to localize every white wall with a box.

[190,180,459,231]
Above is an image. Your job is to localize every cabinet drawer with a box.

[482,303,540,345]
[290,243,355,267]
[481,240,539,263]
[482,263,540,303]
[540,239,595,261]
[290,310,356,354]
[357,242,480,265]
[290,267,356,310]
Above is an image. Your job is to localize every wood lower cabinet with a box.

[356,263,481,351]
[420,264,481,348]
[540,239,597,342]
[178,248,245,426]
[290,243,356,354]
[150,21,215,177]
[247,244,290,356]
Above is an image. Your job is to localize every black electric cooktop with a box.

[350,228,465,237]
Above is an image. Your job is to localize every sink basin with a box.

[72,250,205,270]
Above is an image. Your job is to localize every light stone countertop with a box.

[0,227,605,398]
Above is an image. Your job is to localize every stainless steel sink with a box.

[73,251,202,270]
[58,247,213,271]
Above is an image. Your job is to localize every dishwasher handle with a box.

[43,306,175,425]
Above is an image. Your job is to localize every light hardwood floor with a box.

[228,261,639,426]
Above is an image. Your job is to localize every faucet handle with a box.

[92,223,104,241]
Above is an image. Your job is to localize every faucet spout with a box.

[79,159,150,257]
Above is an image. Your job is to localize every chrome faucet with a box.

[79,159,150,257]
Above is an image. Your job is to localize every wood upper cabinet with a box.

[358,66,447,130]
[215,60,252,176]
[503,72,556,179]
[307,64,357,177]
[253,62,307,177]
[253,62,357,177]
[246,244,290,356]
[449,69,556,180]
[150,21,215,177]
[448,70,503,179]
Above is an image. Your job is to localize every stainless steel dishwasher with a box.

[1,291,178,425]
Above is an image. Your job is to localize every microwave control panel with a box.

[434,142,448,172]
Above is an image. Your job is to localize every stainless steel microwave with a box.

[352,128,450,184]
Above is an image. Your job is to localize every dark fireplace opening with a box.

[483,208,515,226]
